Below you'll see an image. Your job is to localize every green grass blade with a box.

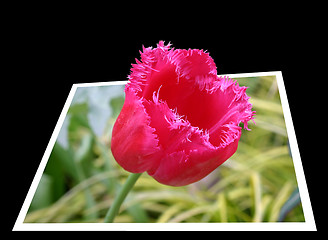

[278,188,301,222]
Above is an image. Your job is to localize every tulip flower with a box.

[105,41,255,223]
[111,41,255,187]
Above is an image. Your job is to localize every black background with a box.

[8,9,321,232]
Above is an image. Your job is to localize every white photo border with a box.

[13,71,316,231]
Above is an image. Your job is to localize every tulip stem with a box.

[104,173,142,223]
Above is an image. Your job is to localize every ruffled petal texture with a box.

[111,41,255,186]
[111,88,160,173]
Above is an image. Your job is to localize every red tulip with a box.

[111,41,255,186]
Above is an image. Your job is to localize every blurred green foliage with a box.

[25,76,305,223]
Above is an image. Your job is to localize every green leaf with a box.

[51,142,79,183]
[30,174,54,211]
[75,133,94,163]
[44,147,66,201]
[250,97,284,115]
[127,203,149,223]
[278,188,301,222]
[74,132,95,178]
[269,181,293,221]
[68,103,91,134]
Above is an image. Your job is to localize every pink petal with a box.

[111,87,160,173]
[112,41,255,186]
[148,125,240,186]
[142,90,241,186]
